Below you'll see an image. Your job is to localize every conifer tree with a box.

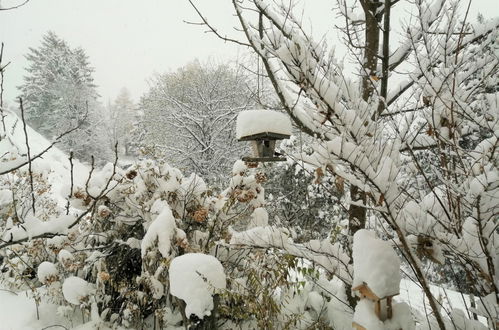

[19,31,111,162]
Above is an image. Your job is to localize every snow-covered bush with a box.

[1,113,287,328]
[2,1,498,327]
[169,253,226,319]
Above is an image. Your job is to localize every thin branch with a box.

[377,0,390,116]
[85,155,96,199]
[232,0,317,138]
[387,22,499,107]
[41,325,69,330]
[0,0,30,11]
[19,98,36,214]
[65,151,74,215]
[187,0,251,47]
[0,42,7,134]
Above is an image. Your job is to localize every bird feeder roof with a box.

[352,282,399,301]
[236,110,292,141]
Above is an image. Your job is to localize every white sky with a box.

[0,0,495,104]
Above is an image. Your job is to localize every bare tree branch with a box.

[0,0,30,11]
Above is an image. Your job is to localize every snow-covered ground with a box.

[0,109,90,208]
[399,279,488,328]
[0,278,485,329]
[0,287,76,330]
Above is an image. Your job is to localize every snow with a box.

[353,299,415,329]
[352,229,401,298]
[385,302,415,330]
[3,213,77,243]
[236,110,292,139]
[37,261,59,284]
[0,188,13,207]
[58,249,74,266]
[230,226,291,248]
[0,288,76,330]
[180,173,207,198]
[353,300,384,330]
[232,159,247,176]
[0,110,97,246]
[399,279,491,328]
[62,276,93,305]
[141,200,177,258]
[1,11,496,327]
[149,276,164,300]
[306,290,325,315]
[448,309,489,330]
[169,253,226,318]
[248,207,269,228]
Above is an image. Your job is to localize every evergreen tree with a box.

[19,31,111,162]
[107,88,136,157]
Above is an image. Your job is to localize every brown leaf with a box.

[426,125,434,136]
[335,176,345,194]
[314,167,324,184]
[377,194,385,206]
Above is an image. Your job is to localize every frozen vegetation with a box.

[0,0,498,329]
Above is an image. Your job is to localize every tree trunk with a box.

[349,0,382,236]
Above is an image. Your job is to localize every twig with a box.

[0,0,30,10]
[85,155,95,199]
[4,247,40,318]
[187,0,251,47]
[94,142,119,199]
[19,98,36,214]
[66,151,74,215]
[41,325,69,330]
[0,42,8,134]
[0,288,18,295]
[387,22,499,107]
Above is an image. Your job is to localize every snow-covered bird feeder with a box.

[236,110,292,162]
[351,230,402,330]
[352,283,398,328]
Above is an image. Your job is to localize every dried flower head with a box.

[126,170,138,180]
[255,172,267,184]
[98,271,110,282]
[192,207,208,223]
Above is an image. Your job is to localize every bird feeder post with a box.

[386,296,393,319]
[374,300,381,319]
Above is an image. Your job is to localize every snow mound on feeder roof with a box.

[353,229,401,298]
[236,110,292,139]
[169,253,226,318]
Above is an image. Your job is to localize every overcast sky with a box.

[0,0,495,104]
